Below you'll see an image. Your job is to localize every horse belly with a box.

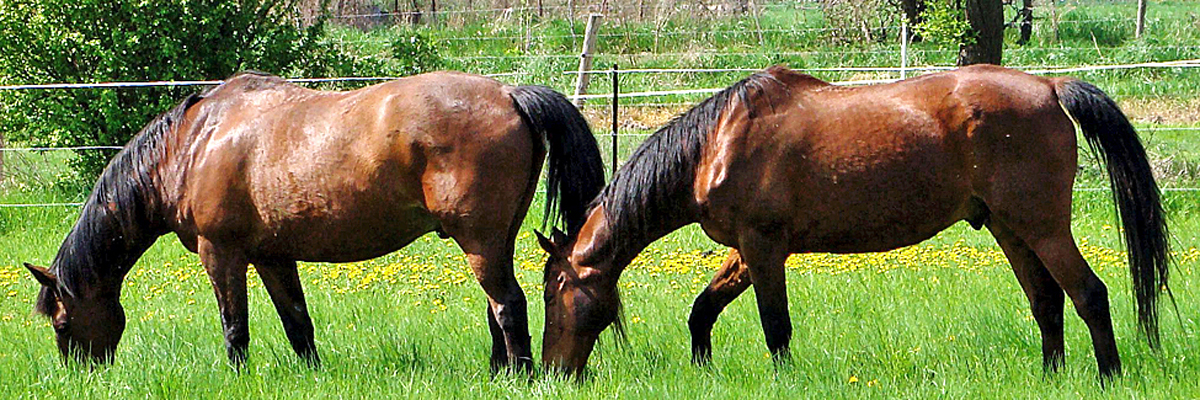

[259,199,438,262]
[786,154,973,253]
[249,154,439,262]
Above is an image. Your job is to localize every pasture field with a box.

[2,192,1200,399]
[2,0,1200,398]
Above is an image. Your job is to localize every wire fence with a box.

[3,0,1199,207]
[2,58,1198,208]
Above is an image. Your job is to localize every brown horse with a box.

[537,65,1168,378]
[24,71,606,370]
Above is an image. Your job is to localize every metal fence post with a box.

[900,19,908,80]
[611,63,619,177]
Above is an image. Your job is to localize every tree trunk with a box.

[1016,0,1033,45]
[899,0,925,42]
[958,0,1004,65]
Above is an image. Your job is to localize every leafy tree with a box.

[0,0,348,185]
[959,0,1003,65]
[912,0,1003,66]
[913,0,974,48]
[897,0,926,42]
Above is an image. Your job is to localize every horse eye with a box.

[556,275,565,284]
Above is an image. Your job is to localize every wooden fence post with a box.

[572,14,603,107]
[1136,0,1147,38]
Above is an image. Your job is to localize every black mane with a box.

[586,70,784,260]
[36,92,203,316]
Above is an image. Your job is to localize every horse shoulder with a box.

[694,96,792,243]
[178,100,262,242]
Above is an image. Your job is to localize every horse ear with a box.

[534,230,556,254]
[551,228,568,246]
[24,263,56,287]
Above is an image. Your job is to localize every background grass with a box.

[2,0,1200,398]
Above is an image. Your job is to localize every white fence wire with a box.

[1,59,1199,207]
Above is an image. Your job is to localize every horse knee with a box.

[1070,277,1111,321]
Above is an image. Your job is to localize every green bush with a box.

[0,0,356,184]
[391,30,445,75]
[914,0,975,48]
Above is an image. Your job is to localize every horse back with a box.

[171,72,534,261]
[695,65,1075,252]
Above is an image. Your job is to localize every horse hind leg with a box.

[443,208,533,371]
[986,219,1065,372]
[1030,231,1121,378]
[987,209,1120,378]
[458,240,532,372]
[255,259,320,367]
[689,249,752,365]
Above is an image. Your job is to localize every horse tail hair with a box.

[509,85,606,235]
[1055,78,1171,348]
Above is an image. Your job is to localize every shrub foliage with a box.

[0,0,364,183]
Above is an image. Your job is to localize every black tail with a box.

[1056,79,1170,348]
[509,85,606,236]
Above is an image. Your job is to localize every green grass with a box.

[3,0,1200,398]
[2,189,1200,398]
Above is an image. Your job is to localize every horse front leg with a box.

[255,259,320,367]
[689,249,752,365]
[737,229,793,362]
[198,238,251,368]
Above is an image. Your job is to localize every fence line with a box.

[322,1,822,19]
[0,73,524,91]
[1,59,1194,98]
[567,66,954,75]
[569,59,1200,75]
[323,17,1136,45]
[0,203,85,208]
[0,146,123,152]
[568,59,1200,100]
[427,18,1138,43]
[443,45,1200,60]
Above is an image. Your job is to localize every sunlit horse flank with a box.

[538,65,1169,378]
[25,70,606,370]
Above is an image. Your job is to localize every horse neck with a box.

[576,201,698,278]
[51,143,174,295]
[51,199,162,296]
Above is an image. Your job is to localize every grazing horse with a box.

[537,65,1168,377]
[25,71,606,370]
